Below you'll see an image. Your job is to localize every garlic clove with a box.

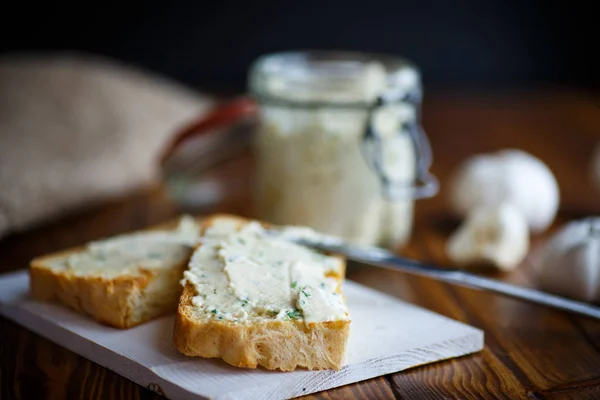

[446,202,530,271]
[534,218,600,303]
[449,149,559,233]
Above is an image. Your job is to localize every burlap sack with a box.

[0,53,212,238]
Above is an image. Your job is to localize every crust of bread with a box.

[172,214,351,371]
[28,217,201,329]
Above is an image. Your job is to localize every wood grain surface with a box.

[2,89,600,399]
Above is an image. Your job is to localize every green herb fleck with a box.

[319,282,326,289]
[291,281,298,289]
[213,289,217,295]
[217,316,223,320]
[300,287,311,297]
[268,310,278,317]
[286,309,303,320]
[211,309,217,315]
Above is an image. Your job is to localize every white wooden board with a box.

[0,270,483,400]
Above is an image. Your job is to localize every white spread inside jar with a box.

[182,219,350,326]
[251,53,422,248]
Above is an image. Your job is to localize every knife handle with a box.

[380,254,600,320]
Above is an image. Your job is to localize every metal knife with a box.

[283,233,600,321]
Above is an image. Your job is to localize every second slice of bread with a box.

[29,216,201,328]
[173,214,351,371]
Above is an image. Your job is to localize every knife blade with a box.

[283,232,600,321]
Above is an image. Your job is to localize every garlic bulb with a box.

[446,202,529,271]
[534,218,600,303]
[449,149,559,233]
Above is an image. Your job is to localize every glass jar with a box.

[160,51,437,249]
[249,51,438,248]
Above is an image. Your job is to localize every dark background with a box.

[1,0,597,93]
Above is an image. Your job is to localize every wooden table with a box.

[2,89,600,399]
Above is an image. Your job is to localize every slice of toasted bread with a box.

[29,215,201,328]
[172,214,351,371]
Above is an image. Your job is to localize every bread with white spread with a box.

[173,214,351,371]
[29,216,200,328]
